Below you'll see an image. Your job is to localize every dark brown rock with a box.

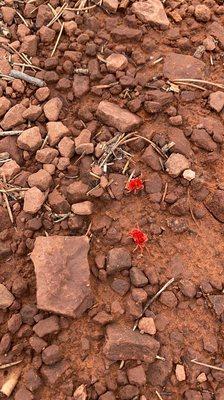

[42,344,62,365]
[206,190,224,222]
[103,324,160,362]
[31,236,93,317]
[33,316,60,337]
[41,360,69,384]
[107,247,132,274]
[141,145,162,171]
[209,295,224,316]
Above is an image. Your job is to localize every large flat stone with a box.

[103,324,160,362]
[31,236,93,317]
[97,100,142,133]
[163,53,205,80]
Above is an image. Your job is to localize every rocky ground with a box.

[0,0,224,399]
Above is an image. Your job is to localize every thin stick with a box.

[172,78,224,91]
[66,3,97,10]
[12,62,43,71]
[85,222,92,236]
[0,131,22,137]
[0,187,28,193]
[133,277,175,330]
[151,57,163,66]
[161,182,168,202]
[53,213,70,223]
[191,359,224,372]
[47,3,67,27]
[7,44,36,72]
[134,134,168,159]
[9,70,45,87]
[0,360,22,370]
[93,82,118,89]
[87,184,100,195]
[51,22,64,57]
[173,81,207,91]
[2,174,13,224]
[41,134,48,149]
[15,10,29,26]
[156,391,164,400]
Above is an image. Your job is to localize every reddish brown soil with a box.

[0,0,224,399]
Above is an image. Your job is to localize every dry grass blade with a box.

[173,81,207,91]
[2,174,14,224]
[51,22,64,57]
[172,78,224,91]
[0,360,22,370]
[66,2,99,10]
[161,182,168,202]
[93,82,118,89]
[0,131,22,136]
[41,134,48,149]
[47,3,67,27]
[133,277,175,330]
[191,359,224,372]
[156,391,164,400]
[16,10,29,26]
[0,73,14,81]
[7,44,36,71]
[134,134,168,159]
[12,62,43,71]
[151,56,163,66]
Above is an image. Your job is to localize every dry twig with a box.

[16,10,29,26]
[51,22,64,57]
[133,277,175,330]
[47,3,67,27]
[172,78,224,91]
[156,391,164,400]
[2,174,14,224]
[161,182,168,202]
[134,134,168,159]
[191,359,224,372]
[0,131,22,137]
[9,70,45,87]
[0,360,22,370]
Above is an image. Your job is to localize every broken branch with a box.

[9,70,46,87]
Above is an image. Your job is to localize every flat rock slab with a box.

[132,0,169,30]
[97,100,142,133]
[103,324,160,362]
[163,53,205,80]
[31,236,93,317]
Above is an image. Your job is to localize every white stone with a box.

[175,364,186,382]
[183,169,196,181]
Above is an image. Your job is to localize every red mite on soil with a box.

[126,177,144,193]
[129,228,148,251]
